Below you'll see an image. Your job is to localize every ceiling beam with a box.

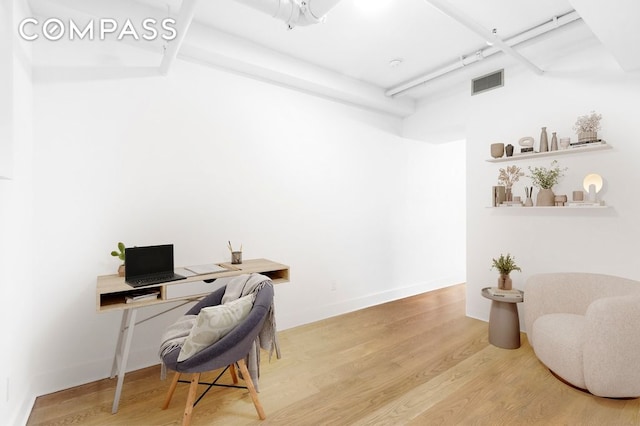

[387,10,580,97]
[159,0,198,75]
[179,24,415,118]
[422,0,544,76]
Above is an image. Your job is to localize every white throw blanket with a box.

[222,273,280,391]
[158,314,197,379]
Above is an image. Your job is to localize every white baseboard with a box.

[277,277,461,330]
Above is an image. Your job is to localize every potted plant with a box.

[111,242,126,277]
[527,160,567,206]
[491,253,521,290]
[573,110,602,143]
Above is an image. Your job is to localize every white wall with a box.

[16,49,466,420]
[2,0,35,424]
[407,26,640,328]
[467,39,640,326]
[0,0,13,179]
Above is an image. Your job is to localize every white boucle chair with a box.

[524,272,640,398]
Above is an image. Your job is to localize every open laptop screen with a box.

[125,244,174,279]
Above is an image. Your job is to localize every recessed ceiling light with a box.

[389,58,403,68]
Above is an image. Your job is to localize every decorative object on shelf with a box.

[527,160,567,206]
[505,144,514,157]
[110,241,126,277]
[497,165,523,203]
[573,110,602,143]
[490,143,505,158]
[559,137,570,150]
[583,173,603,202]
[491,253,522,291]
[539,127,549,152]
[550,132,558,151]
[518,136,534,153]
[573,190,584,202]
[570,139,607,148]
[492,186,506,207]
[536,188,555,206]
[554,194,568,206]
[524,187,534,207]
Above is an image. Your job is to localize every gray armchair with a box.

[161,282,274,425]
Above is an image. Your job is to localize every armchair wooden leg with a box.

[229,363,238,384]
[237,359,266,420]
[162,372,180,410]
[182,373,201,426]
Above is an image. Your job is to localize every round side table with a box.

[481,287,524,349]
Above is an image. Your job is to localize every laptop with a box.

[125,244,186,288]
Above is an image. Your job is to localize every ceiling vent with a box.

[471,69,504,95]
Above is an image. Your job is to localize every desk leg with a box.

[111,308,137,414]
[110,310,129,379]
[488,300,521,349]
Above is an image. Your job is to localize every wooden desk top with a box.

[96,258,289,312]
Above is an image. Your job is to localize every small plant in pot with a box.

[491,253,521,290]
[111,242,126,277]
[527,160,567,206]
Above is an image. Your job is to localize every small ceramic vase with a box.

[536,188,555,206]
[490,143,505,158]
[505,144,514,157]
[539,127,549,152]
[579,131,598,142]
[498,274,513,290]
[551,132,558,151]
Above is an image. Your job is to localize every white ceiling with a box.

[187,0,575,88]
[26,0,640,116]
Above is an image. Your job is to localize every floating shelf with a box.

[486,143,611,162]
[487,205,609,209]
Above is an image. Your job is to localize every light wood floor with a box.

[28,284,640,425]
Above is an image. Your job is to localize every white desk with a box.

[96,258,289,413]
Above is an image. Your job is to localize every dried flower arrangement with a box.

[527,160,567,189]
[497,165,524,188]
[573,110,602,133]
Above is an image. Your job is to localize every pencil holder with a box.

[231,251,242,264]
